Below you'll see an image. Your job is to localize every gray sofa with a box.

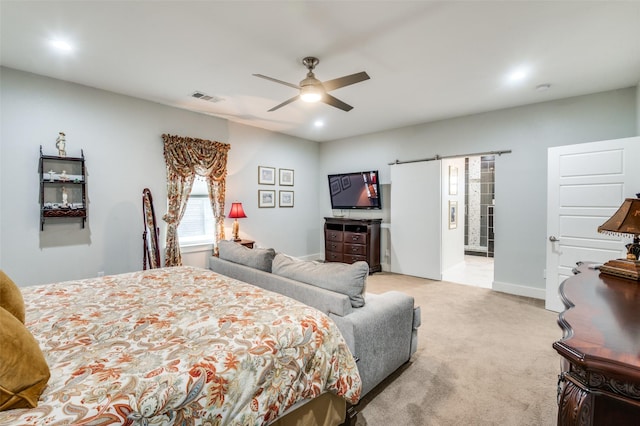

[209,240,421,397]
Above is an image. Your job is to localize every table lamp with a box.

[597,195,640,280]
[228,202,247,242]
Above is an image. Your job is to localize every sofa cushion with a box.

[0,307,50,411]
[272,254,368,307]
[0,270,25,323]
[218,240,275,272]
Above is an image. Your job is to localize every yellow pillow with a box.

[0,270,25,323]
[0,307,50,411]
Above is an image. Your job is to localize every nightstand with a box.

[236,239,254,249]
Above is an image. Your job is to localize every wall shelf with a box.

[39,145,87,230]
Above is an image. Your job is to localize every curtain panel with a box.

[162,134,230,266]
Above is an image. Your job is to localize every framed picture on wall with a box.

[449,200,458,229]
[279,168,294,186]
[449,165,458,195]
[258,166,275,185]
[279,190,294,208]
[258,190,276,208]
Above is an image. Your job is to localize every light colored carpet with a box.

[355,272,560,426]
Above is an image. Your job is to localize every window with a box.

[178,179,214,245]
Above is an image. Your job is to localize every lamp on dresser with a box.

[597,194,640,280]
[227,202,247,242]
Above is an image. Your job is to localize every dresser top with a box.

[553,263,640,380]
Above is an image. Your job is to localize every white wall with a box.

[320,88,637,299]
[637,83,640,134]
[1,67,319,286]
[441,157,465,271]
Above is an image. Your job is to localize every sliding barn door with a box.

[390,161,442,280]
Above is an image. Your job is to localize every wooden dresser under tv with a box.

[324,217,381,274]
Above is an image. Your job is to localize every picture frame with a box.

[340,175,351,190]
[449,165,458,195]
[449,200,458,229]
[279,190,294,208]
[279,168,294,186]
[330,178,341,196]
[258,166,276,185]
[258,190,276,208]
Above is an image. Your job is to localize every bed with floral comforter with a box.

[0,266,361,425]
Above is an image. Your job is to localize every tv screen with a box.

[328,170,381,209]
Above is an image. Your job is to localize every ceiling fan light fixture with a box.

[300,86,322,103]
[254,55,368,111]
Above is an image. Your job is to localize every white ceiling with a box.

[2,1,639,142]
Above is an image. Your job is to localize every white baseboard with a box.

[492,280,545,300]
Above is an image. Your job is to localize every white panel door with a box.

[390,161,442,280]
[546,137,640,312]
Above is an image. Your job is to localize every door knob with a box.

[549,236,560,242]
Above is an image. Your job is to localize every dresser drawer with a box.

[344,231,366,244]
[344,243,366,256]
[326,241,343,253]
[325,251,344,262]
[344,254,367,264]
[325,230,344,242]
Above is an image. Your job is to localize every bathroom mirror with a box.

[142,188,161,269]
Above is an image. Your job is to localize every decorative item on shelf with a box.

[597,194,640,281]
[59,170,69,182]
[61,187,69,207]
[55,132,66,157]
[47,170,56,182]
[227,202,247,241]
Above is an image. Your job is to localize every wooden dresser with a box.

[554,263,640,425]
[324,217,381,274]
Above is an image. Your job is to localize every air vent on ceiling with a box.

[191,91,224,103]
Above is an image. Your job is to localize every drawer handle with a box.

[352,248,358,252]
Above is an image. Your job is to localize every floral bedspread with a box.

[0,266,361,425]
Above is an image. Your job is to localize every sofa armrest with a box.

[330,291,418,396]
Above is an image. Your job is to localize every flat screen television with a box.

[328,170,381,209]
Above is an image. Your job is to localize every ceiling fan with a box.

[253,57,370,112]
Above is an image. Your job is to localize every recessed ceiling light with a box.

[50,39,73,52]
[508,68,528,82]
[314,120,324,128]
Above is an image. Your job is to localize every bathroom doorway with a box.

[465,155,495,258]
[442,155,495,288]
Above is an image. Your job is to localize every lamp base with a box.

[599,259,640,281]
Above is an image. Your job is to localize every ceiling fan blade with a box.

[322,94,353,112]
[268,95,300,112]
[253,74,300,90]
[322,71,370,92]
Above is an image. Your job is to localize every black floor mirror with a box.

[142,188,161,269]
